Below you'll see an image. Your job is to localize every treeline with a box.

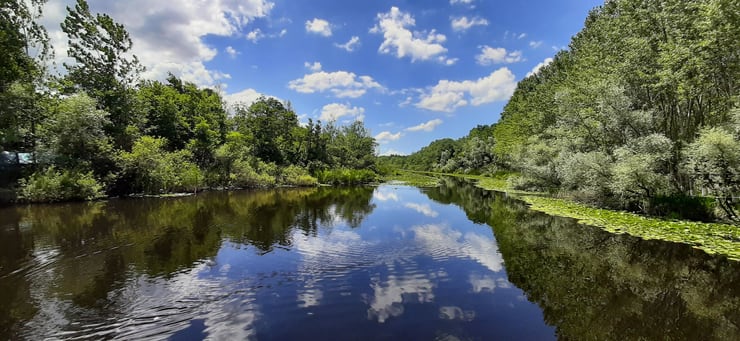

[378,124,503,175]
[386,0,740,221]
[0,0,378,203]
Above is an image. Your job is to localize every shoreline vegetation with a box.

[1,0,381,205]
[388,170,740,261]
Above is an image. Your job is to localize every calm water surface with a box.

[1,179,739,340]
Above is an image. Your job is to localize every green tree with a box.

[61,0,143,149]
[40,93,114,177]
[0,0,50,158]
[684,128,740,220]
[234,97,298,165]
[118,136,200,194]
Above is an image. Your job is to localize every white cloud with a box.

[525,57,554,77]
[375,131,402,143]
[246,28,265,43]
[247,28,287,43]
[370,7,455,65]
[379,149,408,156]
[335,36,360,52]
[305,18,332,37]
[416,68,517,112]
[517,33,527,39]
[288,71,383,98]
[224,88,278,110]
[225,46,239,58]
[406,119,443,132]
[42,0,274,87]
[451,16,488,32]
[450,0,474,5]
[529,40,543,49]
[320,103,365,122]
[404,203,439,217]
[476,46,523,65]
[304,61,322,72]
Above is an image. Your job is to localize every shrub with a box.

[280,165,318,186]
[19,167,105,202]
[648,195,716,222]
[316,169,377,185]
[231,159,275,187]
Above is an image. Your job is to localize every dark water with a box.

[0,179,738,340]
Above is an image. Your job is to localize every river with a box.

[1,178,738,340]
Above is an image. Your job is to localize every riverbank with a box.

[388,170,740,261]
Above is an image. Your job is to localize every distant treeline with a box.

[381,0,740,221]
[1,0,378,203]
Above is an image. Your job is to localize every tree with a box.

[0,0,49,91]
[684,128,740,220]
[40,93,114,177]
[118,136,200,194]
[61,0,143,149]
[0,0,50,159]
[235,97,298,165]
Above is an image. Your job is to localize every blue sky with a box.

[41,0,603,155]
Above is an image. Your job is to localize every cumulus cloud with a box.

[451,16,488,32]
[288,70,383,98]
[305,18,332,37]
[42,0,274,87]
[529,40,543,49]
[320,103,365,122]
[304,61,322,72]
[225,46,239,58]
[416,68,517,112]
[246,28,265,43]
[375,131,403,143]
[335,36,361,52]
[370,7,455,65]
[406,119,443,132]
[476,46,523,65]
[223,88,278,110]
[525,57,554,77]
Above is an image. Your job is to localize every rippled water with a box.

[1,180,739,340]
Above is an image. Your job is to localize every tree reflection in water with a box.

[424,177,740,340]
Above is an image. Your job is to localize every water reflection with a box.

[5,178,732,340]
[425,176,740,340]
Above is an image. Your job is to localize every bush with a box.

[280,165,318,186]
[231,159,275,187]
[316,169,377,185]
[648,195,716,222]
[19,167,105,202]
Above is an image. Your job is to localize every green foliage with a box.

[279,165,318,186]
[230,158,275,188]
[684,127,740,219]
[521,195,740,261]
[0,0,49,90]
[19,166,104,202]
[381,170,440,187]
[61,0,143,148]
[40,93,114,176]
[118,136,201,194]
[316,169,377,185]
[234,97,298,165]
[0,1,381,201]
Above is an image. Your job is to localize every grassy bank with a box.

[387,170,740,261]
